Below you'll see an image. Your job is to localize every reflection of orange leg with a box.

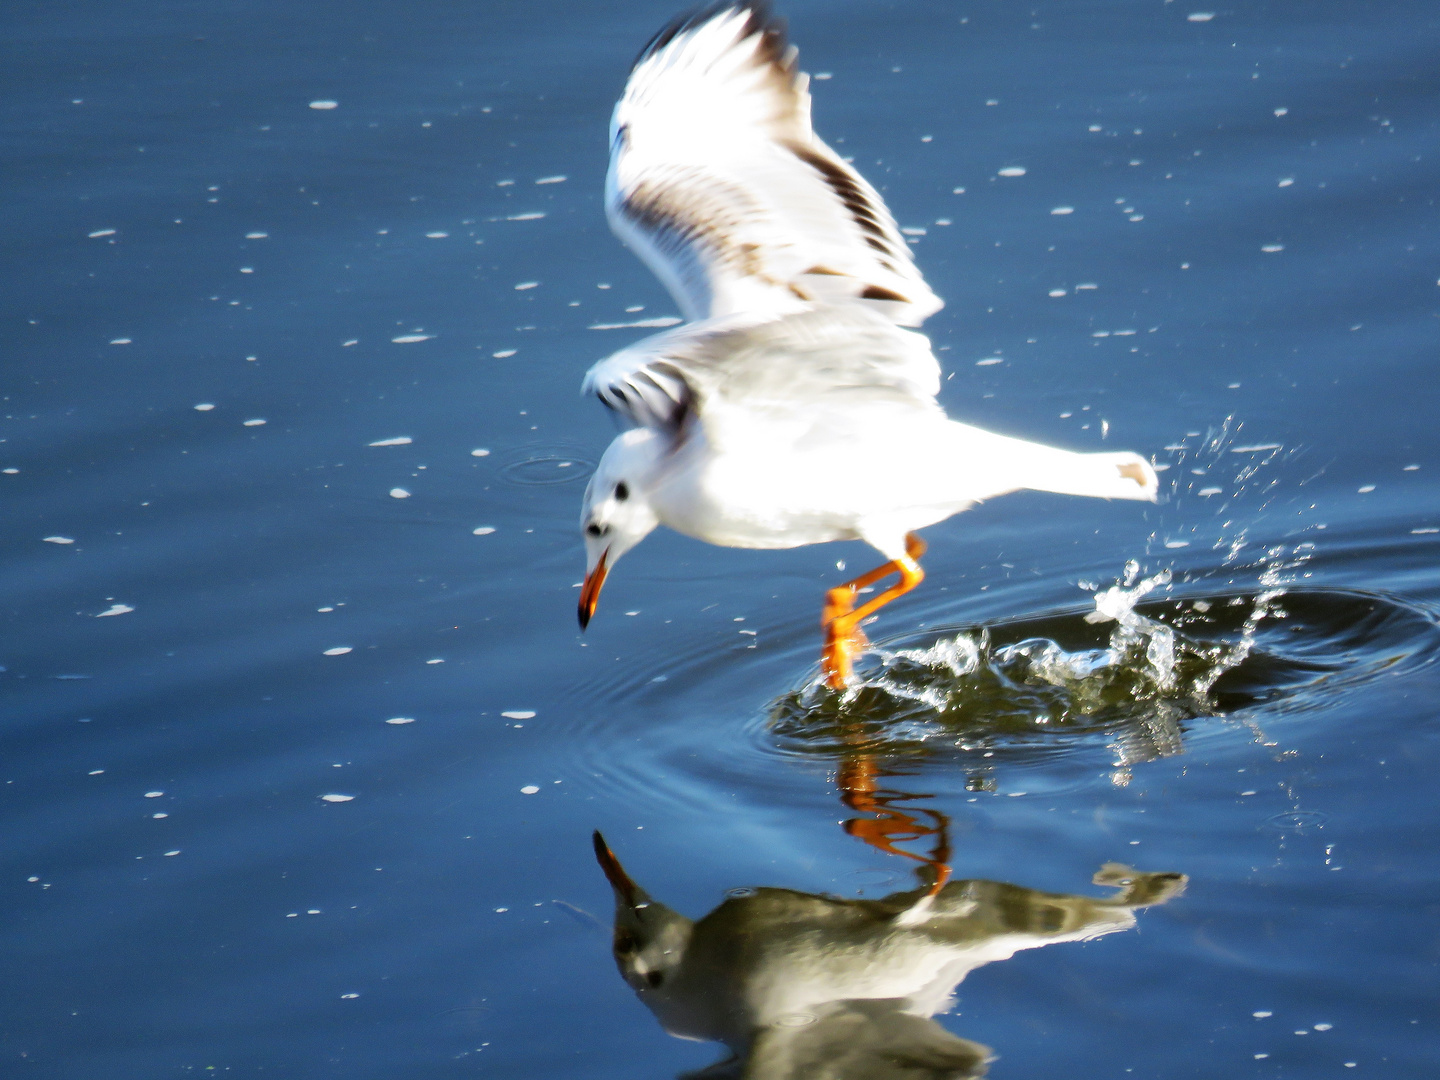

[821,534,927,689]
[837,755,952,896]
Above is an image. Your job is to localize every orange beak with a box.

[592,830,640,907]
[578,548,608,630]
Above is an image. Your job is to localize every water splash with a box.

[770,554,1424,772]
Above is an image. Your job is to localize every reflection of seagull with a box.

[593,832,1185,1080]
[577,4,1159,686]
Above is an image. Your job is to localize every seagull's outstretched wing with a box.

[583,305,941,445]
[607,3,942,328]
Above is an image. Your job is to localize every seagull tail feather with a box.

[1019,449,1159,503]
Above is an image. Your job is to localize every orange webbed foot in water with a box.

[820,533,927,689]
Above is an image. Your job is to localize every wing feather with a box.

[607,3,943,327]
[583,305,941,445]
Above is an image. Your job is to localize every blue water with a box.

[3,1,1439,1076]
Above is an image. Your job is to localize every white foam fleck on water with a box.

[998,166,1026,177]
[1048,288,1067,297]
[1198,487,1223,496]
[309,100,338,110]
[96,604,134,617]
[1278,178,1294,187]
[368,436,412,446]
[1261,243,1284,253]
[391,334,432,343]
[88,228,117,238]
[492,349,517,358]
[502,710,535,720]
[389,488,410,499]
[243,418,266,426]
[110,338,132,345]
[385,717,415,725]
[1187,12,1215,21]
[506,212,545,221]
[473,526,496,535]
[1274,106,1289,117]
[588,317,683,330]
[144,791,164,798]
[1051,206,1074,215]
[535,175,566,184]
[245,231,268,239]
[43,536,74,544]
[1357,484,1375,493]
[514,281,539,290]
[975,357,1003,366]
[1314,1023,1333,1031]
[471,448,490,457]
[323,646,352,656]
[194,403,215,411]
[520,785,540,795]
[320,793,354,802]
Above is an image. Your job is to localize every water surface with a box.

[3,1,1439,1076]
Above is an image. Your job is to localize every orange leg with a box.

[837,755,953,896]
[821,533,927,689]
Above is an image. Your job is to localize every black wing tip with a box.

[635,2,788,71]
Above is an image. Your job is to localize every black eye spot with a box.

[586,523,603,537]
[614,482,629,502]
[645,970,664,989]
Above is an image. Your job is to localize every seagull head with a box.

[593,831,693,999]
[578,429,661,629]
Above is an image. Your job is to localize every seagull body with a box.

[579,4,1158,685]
[593,832,1186,1079]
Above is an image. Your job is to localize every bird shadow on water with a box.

[593,827,1185,1080]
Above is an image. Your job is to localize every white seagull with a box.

[593,831,1186,1079]
[579,3,1158,687]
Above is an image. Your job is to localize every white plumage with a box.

[578,4,1158,684]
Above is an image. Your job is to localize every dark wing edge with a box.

[634,1,787,75]
[583,349,696,438]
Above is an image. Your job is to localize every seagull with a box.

[578,3,1158,687]
[593,831,1186,1079]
